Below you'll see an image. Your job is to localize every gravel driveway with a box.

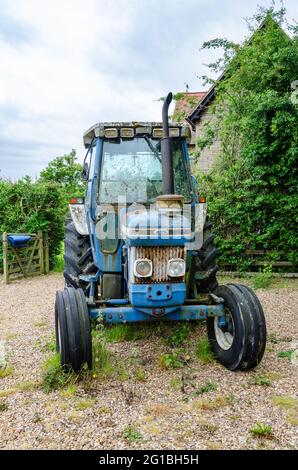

[0,273,297,450]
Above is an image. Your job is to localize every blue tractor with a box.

[55,93,266,372]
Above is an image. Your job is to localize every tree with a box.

[39,149,84,198]
[195,5,298,270]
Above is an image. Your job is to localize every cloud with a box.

[0,0,296,179]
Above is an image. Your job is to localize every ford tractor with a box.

[55,92,266,373]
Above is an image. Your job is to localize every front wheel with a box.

[207,283,266,371]
[55,287,92,372]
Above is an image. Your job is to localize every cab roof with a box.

[83,121,191,148]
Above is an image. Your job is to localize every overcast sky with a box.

[0,0,296,179]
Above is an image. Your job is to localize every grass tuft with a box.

[277,350,294,359]
[196,380,217,395]
[196,338,214,364]
[0,365,13,379]
[251,374,272,387]
[252,272,273,289]
[75,399,95,411]
[104,324,150,343]
[134,367,146,382]
[0,400,8,412]
[41,354,77,393]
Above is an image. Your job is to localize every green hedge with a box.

[0,178,66,270]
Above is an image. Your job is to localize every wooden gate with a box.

[2,231,49,284]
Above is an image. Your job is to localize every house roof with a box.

[187,73,224,125]
[173,92,207,120]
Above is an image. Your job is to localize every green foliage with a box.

[196,337,214,364]
[195,7,298,271]
[39,150,84,199]
[0,177,65,269]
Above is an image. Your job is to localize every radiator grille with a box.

[134,246,185,283]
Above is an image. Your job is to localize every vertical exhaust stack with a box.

[157,92,184,210]
[161,92,174,195]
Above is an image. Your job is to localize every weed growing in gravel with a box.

[159,351,185,369]
[272,395,298,410]
[272,396,298,426]
[34,321,47,328]
[168,323,190,348]
[42,354,77,393]
[196,338,214,364]
[0,400,8,412]
[0,388,18,397]
[277,350,294,359]
[193,395,229,410]
[196,380,217,395]
[17,381,39,392]
[170,377,182,390]
[0,365,13,379]
[60,384,77,398]
[251,374,272,387]
[134,367,146,382]
[92,330,113,378]
[75,399,95,411]
[250,422,274,439]
[122,424,144,442]
[267,333,278,344]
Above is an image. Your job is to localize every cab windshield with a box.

[98,137,191,204]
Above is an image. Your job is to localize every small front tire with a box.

[207,283,266,371]
[55,287,92,372]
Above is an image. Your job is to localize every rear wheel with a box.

[63,215,96,296]
[194,221,219,293]
[207,283,266,371]
[55,287,92,372]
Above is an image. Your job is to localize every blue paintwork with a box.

[126,209,193,247]
[92,303,225,323]
[129,282,186,308]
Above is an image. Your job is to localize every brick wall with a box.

[191,107,221,173]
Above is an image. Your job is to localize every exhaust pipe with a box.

[161,92,174,195]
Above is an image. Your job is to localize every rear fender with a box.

[69,202,89,235]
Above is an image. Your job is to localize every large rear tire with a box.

[55,287,92,372]
[194,221,219,293]
[63,215,95,296]
[207,283,266,371]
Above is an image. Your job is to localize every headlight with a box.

[167,258,185,277]
[134,259,153,278]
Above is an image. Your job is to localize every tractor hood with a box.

[122,208,193,246]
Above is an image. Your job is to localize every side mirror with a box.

[82,162,89,180]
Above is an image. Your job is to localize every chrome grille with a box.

[134,246,185,283]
